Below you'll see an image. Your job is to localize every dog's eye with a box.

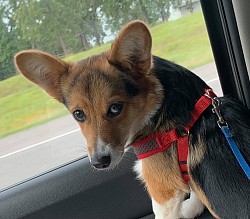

[73,109,86,122]
[107,103,123,118]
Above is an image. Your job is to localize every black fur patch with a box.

[151,56,210,127]
[121,74,140,97]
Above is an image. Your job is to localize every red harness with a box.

[132,89,217,182]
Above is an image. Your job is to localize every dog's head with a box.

[14,21,163,169]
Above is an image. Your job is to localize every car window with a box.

[0,0,221,191]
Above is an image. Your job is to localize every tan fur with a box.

[187,136,218,217]
[142,147,189,204]
[14,50,69,102]
[187,138,217,217]
[109,20,152,75]
[189,135,206,168]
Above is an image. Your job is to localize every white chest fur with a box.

[133,160,143,180]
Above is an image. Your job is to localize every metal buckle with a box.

[176,127,189,137]
[204,89,215,100]
[204,90,227,128]
[211,98,228,128]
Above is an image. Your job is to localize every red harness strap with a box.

[132,89,217,182]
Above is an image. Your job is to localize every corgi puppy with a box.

[15,20,250,219]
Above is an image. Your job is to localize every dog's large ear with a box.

[109,20,152,77]
[14,50,69,102]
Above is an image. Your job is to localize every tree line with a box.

[0,0,194,80]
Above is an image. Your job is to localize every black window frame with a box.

[201,0,250,108]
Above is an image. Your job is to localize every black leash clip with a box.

[211,98,228,128]
[204,90,227,128]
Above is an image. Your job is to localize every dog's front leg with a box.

[152,190,186,219]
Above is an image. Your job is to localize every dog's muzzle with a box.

[90,155,111,169]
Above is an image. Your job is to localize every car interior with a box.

[0,0,249,218]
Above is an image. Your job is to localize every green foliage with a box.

[14,0,109,55]
[151,12,213,68]
[0,75,68,138]
[0,1,30,80]
[101,0,171,33]
[0,0,195,81]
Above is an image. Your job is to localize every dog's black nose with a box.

[91,155,111,169]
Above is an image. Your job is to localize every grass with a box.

[64,43,111,62]
[0,77,68,137]
[0,12,213,138]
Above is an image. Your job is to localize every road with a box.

[0,62,222,190]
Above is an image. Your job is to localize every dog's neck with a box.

[133,56,210,143]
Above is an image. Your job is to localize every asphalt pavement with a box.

[0,62,222,190]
